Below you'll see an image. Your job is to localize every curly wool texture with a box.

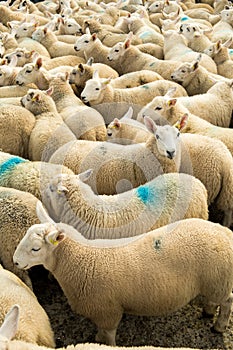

[0,151,74,200]
[0,188,39,287]
[0,266,55,347]
[49,75,107,141]
[42,172,208,238]
[0,105,35,159]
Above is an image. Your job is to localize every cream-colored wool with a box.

[14,211,233,345]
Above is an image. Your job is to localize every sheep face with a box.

[13,223,64,270]
[170,61,198,85]
[220,7,233,23]
[13,22,38,39]
[74,33,94,52]
[32,28,46,42]
[148,1,164,13]
[16,60,41,86]
[107,42,124,61]
[4,48,34,66]
[179,23,201,41]
[81,77,106,103]
[60,18,82,35]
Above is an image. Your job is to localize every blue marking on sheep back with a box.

[181,16,189,21]
[136,185,156,205]
[0,157,26,176]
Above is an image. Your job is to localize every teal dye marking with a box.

[181,16,189,21]
[136,185,156,205]
[149,62,156,67]
[139,31,152,40]
[141,85,149,89]
[0,157,26,176]
[228,49,233,55]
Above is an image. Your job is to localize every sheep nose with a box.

[74,46,79,51]
[167,150,175,159]
[170,74,174,79]
[16,80,20,85]
[14,261,19,266]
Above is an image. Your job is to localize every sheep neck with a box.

[51,81,83,112]
[213,48,230,66]
[85,39,110,64]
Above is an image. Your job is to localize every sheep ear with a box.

[78,63,85,74]
[46,86,53,96]
[144,116,157,134]
[43,27,48,34]
[85,27,91,35]
[123,106,133,119]
[101,77,111,86]
[216,40,222,52]
[92,33,97,41]
[86,57,94,66]
[173,113,188,130]
[0,305,20,341]
[31,93,41,102]
[78,169,93,182]
[167,98,177,107]
[35,57,42,70]
[124,38,131,49]
[112,118,121,128]
[223,37,232,48]
[93,69,99,80]
[165,86,177,97]
[36,201,55,224]
[46,229,65,246]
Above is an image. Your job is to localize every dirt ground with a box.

[30,265,233,350]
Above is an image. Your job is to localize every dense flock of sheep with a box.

[1,0,233,349]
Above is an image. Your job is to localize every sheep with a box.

[170,54,230,95]
[13,203,233,345]
[21,87,77,161]
[211,6,233,46]
[204,38,233,78]
[55,17,83,35]
[106,107,154,144]
[80,70,187,107]
[137,89,233,157]
[4,48,40,67]
[0,272,55,347]
[0,4,49,26]
[31,27,84,58]
[160,82,233,128]
[8,18,39,40]
[82,18,143,46]
[48,72,107,141]
[0,305,210,350]
[0,187,40,287]
[162,29,217,74]
[0,104,35,158]
[0,57,21,86]
[49,115,186,194]
[0,151,74,200]
[0,83,37,98]
[106,36,190,79]
[178,22,213,52]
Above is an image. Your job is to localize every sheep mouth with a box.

[74,47,80,52]
[107,132,112,136]
[20,98,25,107]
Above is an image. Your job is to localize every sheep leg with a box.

[222,209,232,228]
[95,327,117,346]
[202,301,218,318]
[213,294,233,333]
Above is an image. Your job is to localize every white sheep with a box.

[0,304,209,350]
[170,54,230,95]
[48,72,107,141]
[0,151,74,200]
[80,70,187,107]
[0,271,55,347]
[49,115,186,194]
[13,202,233,345]
[0,4,49,26]
[211,6,233,46]
[162,29,217,73]
[21,87,77,161]
[106,107,152,144]
[137,89,233,157]
[178,22,213,52]
[204,38,233,78]
[0,104,35,159]
[160,82,233,127]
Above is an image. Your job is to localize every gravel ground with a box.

[30,265,233,350]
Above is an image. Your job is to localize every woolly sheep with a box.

[155,82,233,127]
[31,27,84,58]
[0,104,35,158]
[137,90,233,157]
[211,6,233,46]
[69,64,163,96]
[41,167,208,237]
[80,70,187,107]
[162,30,217,73]
[13,204,233,345]
[0,271,55,347]
[49,116,186,194]
[21,87,77,161]
[0,57,21,86]
[204,38,233,78]
[0,187,39,287]
[170,54,230,95]
[106,36,188,79]
[0,5,49,26]
[0,151,74,200]
[178,22,213,52]
[106,107,152,144]
[0,305,209,350]
[48,72,107,141]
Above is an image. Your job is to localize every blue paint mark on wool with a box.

[181,16,189,22]
[139,31,152,40]
[0,157,27,176]
[136,184,156,205]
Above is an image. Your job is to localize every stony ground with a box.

[30,266,233,350]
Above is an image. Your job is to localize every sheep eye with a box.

[32,247,41,252]
[26,70,31,73]
[155,106,162,110]
[0,73,2,76]
[84,40,89,43]
[16,53,22,57]
[95,87,100,90]
[115,49,119,52]
[177,131,180,137]
[181,69,186,73]
[23,28,27,31]
[156,134,160,140]
[68,24,72,27]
